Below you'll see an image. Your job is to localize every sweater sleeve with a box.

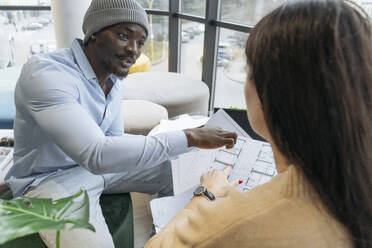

[145,189,243,248]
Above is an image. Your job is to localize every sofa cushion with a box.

[123,72,210,118]
[122,99,168,135]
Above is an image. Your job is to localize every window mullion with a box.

[202,0,220,113]
[168,0,180,73]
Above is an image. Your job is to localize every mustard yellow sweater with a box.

[146,165,352,247]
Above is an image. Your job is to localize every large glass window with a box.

[214,28,248,109]
[181,0,206,17]
[0,0,50,5]
[0,10,55,68]
[0,0,268,110]
[361,2,372,17]
[180,19,204,79]
[220,0,287,26]
[142,15,169,71]
[136,0,168,11]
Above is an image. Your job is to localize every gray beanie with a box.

[82,0,149,44]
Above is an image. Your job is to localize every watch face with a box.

[194,186,205,195]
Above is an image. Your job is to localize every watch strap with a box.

[203,188,215,201]
[193,186,215,201]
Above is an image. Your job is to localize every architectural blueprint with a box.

[152,110,278,232]
[172,109,277,194]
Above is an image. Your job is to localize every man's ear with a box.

[85,34,96,47]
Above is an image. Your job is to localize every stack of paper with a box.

[0,129,14,184]
[150,109,277,232]
[148,114,209,136]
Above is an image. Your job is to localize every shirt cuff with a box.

[166,130,190,157]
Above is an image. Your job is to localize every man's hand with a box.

[183,126,237,149]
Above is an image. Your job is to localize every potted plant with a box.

[0,190,95,248]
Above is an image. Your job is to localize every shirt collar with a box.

[71,39,121,85]
[71,38,97,82]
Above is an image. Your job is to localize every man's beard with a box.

[101,57,130,79]
[115,70,129,79]
[96,42,133,79]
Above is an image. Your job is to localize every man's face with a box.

[93,23,147,78]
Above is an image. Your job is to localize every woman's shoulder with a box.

[214,197,352,248]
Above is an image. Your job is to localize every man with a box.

[5,0,237,247]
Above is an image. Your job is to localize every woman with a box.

[146,0,372,247]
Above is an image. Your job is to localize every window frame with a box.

[0,0,253,111]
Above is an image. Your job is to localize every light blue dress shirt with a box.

[5,39,189,197]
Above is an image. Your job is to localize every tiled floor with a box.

[131,192,153,248]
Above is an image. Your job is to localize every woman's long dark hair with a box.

[246,0,372,247]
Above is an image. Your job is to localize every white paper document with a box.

[0,129,14,184]
[150,109,277,231]
[0,149,13,181]
[204,108,249,138]
[172,109,276,194]
[148,114,209,136]
[150,186,194,233]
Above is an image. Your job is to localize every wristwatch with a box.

[193,185,215,201]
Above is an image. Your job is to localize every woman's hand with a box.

[200,166,240,198]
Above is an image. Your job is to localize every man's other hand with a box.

[183,126,237,149]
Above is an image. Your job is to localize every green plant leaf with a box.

[0,190,95,244]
